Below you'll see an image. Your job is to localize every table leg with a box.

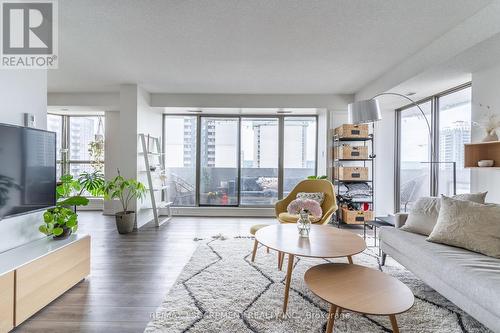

[347,255,353,264]
[337,307,342,317]
[389,314,399,333]
[266,247,270,253]
[277,251,282,270]
[279,252,285,271]
[326,304,337,333]
[282,253,295,314]
[251,240,258,262]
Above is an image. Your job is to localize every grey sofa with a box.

[380,213,500,333]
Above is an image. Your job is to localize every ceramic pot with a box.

[53,227,72,240]
[115,211,136,234]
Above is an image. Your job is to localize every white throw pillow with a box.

[427,196,500,259]
[296,192,325,205]
[400,192,487,236]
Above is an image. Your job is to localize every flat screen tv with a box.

[0,123,56,220]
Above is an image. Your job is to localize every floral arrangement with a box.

[287,198,322,218]
[473,104,500,141]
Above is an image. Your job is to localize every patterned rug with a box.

[145,236,490,333]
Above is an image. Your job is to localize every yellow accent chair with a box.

[275,179,337,225]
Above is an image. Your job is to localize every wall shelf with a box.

[464,141,500,168]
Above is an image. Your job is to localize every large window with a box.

[199,117,239,206]
[240,118,279,205]
[163,114,317,207]
[398,102,432,211]
[284,117,317,196]
[164,116,197,206]
[47,114,105,180]
[396,85,471,211]
[438,87,471,195]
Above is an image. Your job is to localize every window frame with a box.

[47,113,105,180]
[163,113,319,208]
[395,83,472,211]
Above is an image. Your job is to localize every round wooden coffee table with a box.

[304,263,414,333]
[255,224,366,314]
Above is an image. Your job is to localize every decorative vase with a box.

[482,129,499,142]
[297,210,311,238]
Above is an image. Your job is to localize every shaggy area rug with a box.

[145,236,490,333]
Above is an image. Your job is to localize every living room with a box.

[0,1,499,332]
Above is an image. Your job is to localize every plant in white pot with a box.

[103,171,147,234]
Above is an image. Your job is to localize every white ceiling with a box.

[48,0,491,94]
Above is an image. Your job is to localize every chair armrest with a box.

[394,213,409,228]
[275,199,287,217]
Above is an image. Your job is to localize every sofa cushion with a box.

[427,196,500,258]
[400,192,487,236]
[380,227,500,317]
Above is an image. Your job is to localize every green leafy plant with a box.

[39,173,90,238]
[40,206,79,237]
[103,171,147,213]
[56,174,81,199]
[88,139,104,172]
[307,175,328,180]
[78,171,105,197]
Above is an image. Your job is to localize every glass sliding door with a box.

[240,118,279,205]
[438,87,471,195]
[398,102,432,211]
[283,117,317,196]
[164,116,197,206]
[199,117,239,206]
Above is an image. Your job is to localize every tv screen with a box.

[0,123,56,219]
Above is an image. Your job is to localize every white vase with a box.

[482,130,499,142]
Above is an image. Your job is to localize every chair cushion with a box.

[278,212,321,224]
[296,192,325,204]
[249,224,269,235]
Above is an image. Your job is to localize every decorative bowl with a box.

[478,160,494,167]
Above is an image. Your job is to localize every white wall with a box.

[136,87,163,228]
[0,70,48,253]
[471,64,500,203]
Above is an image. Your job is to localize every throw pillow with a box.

[400,192,487,236]
[296,192,325,205]
[427,196,500,258]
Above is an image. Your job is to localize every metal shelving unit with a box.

[332,126,375,227]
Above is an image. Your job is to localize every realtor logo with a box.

[1,0,58,68]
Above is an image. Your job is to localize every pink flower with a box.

[287,199,323,217]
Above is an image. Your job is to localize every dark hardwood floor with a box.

[14,212,368,333]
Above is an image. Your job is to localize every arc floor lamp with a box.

[348,93,456,196]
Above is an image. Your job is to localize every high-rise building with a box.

[439,120,471,168]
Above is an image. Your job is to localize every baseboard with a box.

[164,206,275,217]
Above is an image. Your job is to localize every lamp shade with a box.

[348,99,382,124]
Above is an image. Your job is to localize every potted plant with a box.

[39,174,89,240]
[103,171,147,234]
[78,170,105,197]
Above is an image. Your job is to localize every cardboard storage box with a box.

[342,208,374,224]
[334,124,369,138]
[335,145,369,160]
[334,167,369,181]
